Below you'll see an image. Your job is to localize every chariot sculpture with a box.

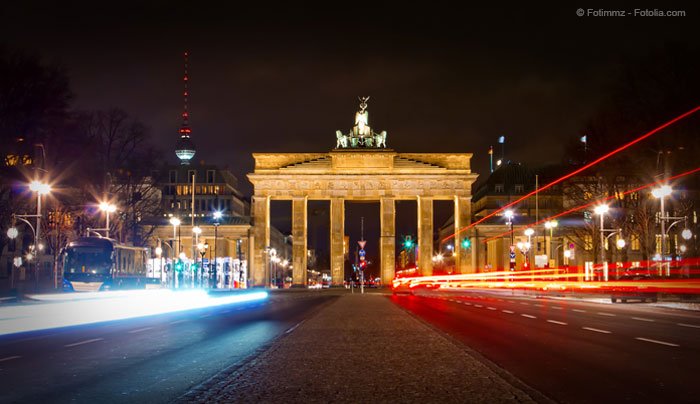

[335,96,388,149]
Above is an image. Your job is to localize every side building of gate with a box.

[247,150,478,286]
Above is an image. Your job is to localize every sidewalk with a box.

[180,293,542,403]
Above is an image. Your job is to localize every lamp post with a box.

[594,205,610,281]
[504,210,514,271]
[545,220,558,268]
[28,180,51,291]
[193,226,201,285]
[651,186,691,277]
[169,217,181,288]
[212,211,222,288]
[99,201,117,238]
[198,242,207,288]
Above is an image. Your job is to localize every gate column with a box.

[380,198,395,286]
[454,196,473,273]
[417,196,433,276]
[252,195,270,287]
[330,198,345,286]
[292,196,308,287]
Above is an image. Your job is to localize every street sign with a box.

[359,249,366,256]
[358,240,366,249]
[509,245,516,253]
[510,252,516,260]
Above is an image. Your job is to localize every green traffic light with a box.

[462,239,471,248]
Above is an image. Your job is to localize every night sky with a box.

[2,2,698,274]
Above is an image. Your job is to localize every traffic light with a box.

[403,236,413,249]
[462,238,471,248]
[175,261,183,272]
[359,261,366,270]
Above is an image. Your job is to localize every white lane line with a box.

[128,327,153,334]
[677,323,700,329]
[582,327,611,334]
[597,312,616,317]
[520,302,530,305]
[635,337,679,347]
[534,304,544,307]
[502,310,515,314]
[572,309,586,313]
[64,338,103,347]
[474,304,483,308]
[169,320,188,325]
[463,302,472,305]
[0,355,22,362]
[631,317,655,322]
[521,314,537,319]
[547,320,568,326]
[487,307,497,310]
[200,314,211,318]
[551,307,563,310]
[285,320,305,334]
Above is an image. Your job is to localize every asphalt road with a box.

[393,290,700,404]
[0,292,336,403]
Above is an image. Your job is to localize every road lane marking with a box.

[534,304,544,307]
[547,320,568,326]
[502,310,515,314]
[572,309,586,313]
[474,304,483,308]
[463,302,471,305]
[631,317,655,322]
[487,307,497,310]
[285,320,305,334]
[169,320,188,325]
[551,307,563,310]
[520,302,530,305]
[678,323,700,329]
[200,314,211,318]
[521,314,537,319]
[582,327,611,334]
[635,337,679,347]
[64,338,103,347]
[597,312,616,317]
[0,356,22,362]
[128,327,153,334]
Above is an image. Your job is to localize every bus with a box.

[61,237,159,292]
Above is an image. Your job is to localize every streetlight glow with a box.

[651,185,673,199]
[504,210,514,220]
[7,227,19,239]
[193,226,202,235]
[524,228,534,236]
[616,238,626,249]
[545,220,558,229]
[213,211,223,220]
[682,229,692,240]
[99,202,117,213]
[155,247,163,256]
[594,205,609,215]
[29,181,51,195]
[170,217,181,226]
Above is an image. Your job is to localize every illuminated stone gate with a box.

[247,99,478,286]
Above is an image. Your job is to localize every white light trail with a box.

[0,290,268,337]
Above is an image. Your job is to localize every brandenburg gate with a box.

[247,98,478,286]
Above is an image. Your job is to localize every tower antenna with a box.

[175,51,196,165]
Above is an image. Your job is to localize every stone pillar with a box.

[380,198,395,286]
[417,197,433,276]
[454,196,472,273]
[330,198,345,286]
[252,195,270,287]
[292,197,308,287]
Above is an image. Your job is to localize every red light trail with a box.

[482,166,700,243]
[443,104,700,242]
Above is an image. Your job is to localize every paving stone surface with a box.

[180,293,539,403]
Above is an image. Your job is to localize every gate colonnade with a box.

[247,150,478,286]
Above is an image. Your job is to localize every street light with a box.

[504,210,515,270]
[28,180,50,291]
[594,205,609,280]
[99,201,117,238]
[651,186,672,263]
[545,220,558,268]
[212,211,222,288]
[681,228,692,240]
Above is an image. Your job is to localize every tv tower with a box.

[175,51,196,165]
